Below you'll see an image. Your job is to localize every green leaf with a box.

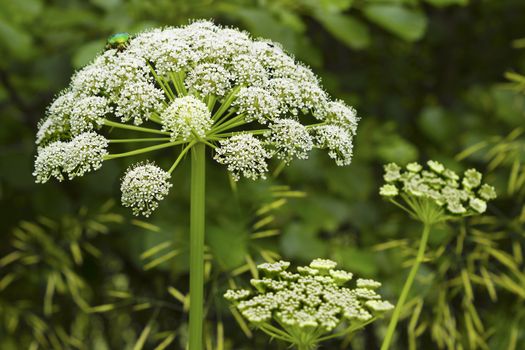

[306,0,354,12]
[207,224,247,270]
[314,12,370,49]
[332,246,378,275]
[223,6,298,52]
[72,40,104,69]
[0,19,32,59]
[376,134,418,164]
[424,0,468,7]
[0,0,43,22]
[280,224,327,261]
[418,106,456,142]
[363,4,427,41]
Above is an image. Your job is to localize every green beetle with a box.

[106,32,130,51]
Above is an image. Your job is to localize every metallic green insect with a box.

[106,33,130,51]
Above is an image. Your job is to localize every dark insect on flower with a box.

[106,32,130,51]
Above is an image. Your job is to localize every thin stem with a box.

[206,95,217,111]
[170,71,187,96]
[149,64,175,101]
[213,129,269,138]
[389,199,417,218]
[200,139,216,149]
[262,323,294,341]
[104,141,184,160]
[211,118,248,136]
[317,318,377,342]
[212,85,241,121]
[108,137,171,143]
[188,143,206,350]
[305,121,328,129]
[380,223,432,350]
[272,161,287,178]
[211,112,246,132]
[168,142,195,174]
[102,119,169,136]
[214,108,237,126]
[259,325,293,342]
[149,112,163,125]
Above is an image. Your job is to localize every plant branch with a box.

[380,223,431,350]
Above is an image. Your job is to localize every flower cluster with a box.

[33,132,108,183]
[120,163,172,217]
[225,259,393,348]
[214,134,271,181]
[160,96,213,141]
[379,161,497,221]
[34,20,359,216]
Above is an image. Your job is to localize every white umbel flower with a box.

[267,78,304,115]
[127,28,194,76]
[326,100,359,135]
[70,96,111,135]
[185,63,232,97]
[214,134,271,181]
[33,141,68,183]
[36,91,76,145]
[313,125,354,166]
[34,132,108,183]
[233,87,281,123]
[115,81,165,125]
[160,96,213,141]
[229,54,268,87]
[265,119,312,163]
[64,132,109,180]
[251,41,296,78]
[121,163,172,217]
[35,21,361,218]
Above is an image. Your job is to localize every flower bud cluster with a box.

[379,161,497,215]
[225,259,393,341]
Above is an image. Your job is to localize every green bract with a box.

[225,259,393,350]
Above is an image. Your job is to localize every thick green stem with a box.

[188,143,206,350]
[380,223,431,350]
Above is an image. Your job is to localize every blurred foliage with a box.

[1,0,525,349]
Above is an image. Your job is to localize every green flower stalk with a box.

[32,21,359,350]
[225,259,393,350]
[378,161,497,350]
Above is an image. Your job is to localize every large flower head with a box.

[34,21,360,216]
[225,259,393,348]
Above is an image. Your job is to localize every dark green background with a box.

[1,0,525,349]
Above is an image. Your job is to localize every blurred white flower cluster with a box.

[380,161,497,218]
[225,259,393,347]
[34,20,359,216]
